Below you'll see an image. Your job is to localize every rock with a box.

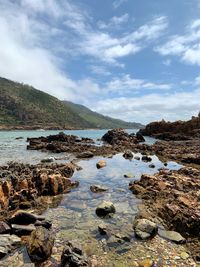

[180,251,190,260]
[149,163,155,168]
[136,132,145,142]
[102,128,139,145]
[139,259,154,267]
[96,201,116,217]
[158,230,186,244]
[76,151,94,158]
[9,211,38,225]
[96,160,106,169]
[123,150,133,159]
[133,218,158,240]
[12,224,36,236]
[34,219,52,229]
[124,173,134,178]
[90,185,108,193]
[0,221,11,234]
[141,155,152,162]
[98,223,107,235]
[41,157,54,163]
[0,234,21,259]
[134,156,140,160]
[61,240,89,267]
[27,226,54,263]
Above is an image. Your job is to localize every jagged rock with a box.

[61,240,90,267]
[27,226,54,263]
[158,230,186,244]
[90,185,108,193]
[0,221,11,234]
[123,150,133,159]
[96,201,116,217]
[133,218,158,240]
[102,129,139,145]
[96,160,106,169]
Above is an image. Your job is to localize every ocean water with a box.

[0,129,156,165]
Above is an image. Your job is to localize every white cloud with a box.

[113,0,128,9]
[156,19,200,65]
[91,89,200,123]
[90,66,111,76]
[98,14,129,30]
[106,74,172,93]
[163,59,171,66]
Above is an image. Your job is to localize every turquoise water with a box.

[0,129,156,165]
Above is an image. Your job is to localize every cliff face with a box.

[139,114,200,140]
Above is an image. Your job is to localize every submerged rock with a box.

[96,201,116,217]
[90,185,108,193]
[98,223,107,235]
[61,240,90,267]
[133,218,158,240]
[141,155,152,162]
[27,226,54,263]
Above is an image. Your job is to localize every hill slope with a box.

[0,77,143,129]
[64,101,143,129]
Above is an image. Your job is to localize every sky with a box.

[0,0,200,124]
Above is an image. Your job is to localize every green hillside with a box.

[64,101,143,129]
[0,77,143,129]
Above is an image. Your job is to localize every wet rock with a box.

[149,163,155,168]
[98,223,107,235]
[123,150,133,159]
[0,221,11,234]
[76,151,94,158]
[96,201,116,217]
[61,240,90,267]
[96,160,106,169]
[27,226,54,263]
[158,230,186,244]
[12,224,36,236]
[124,173,134,178]
[19,201,32,209]
[134,156,140,160]
[0,234,21,259]
[90,185,108,193]
[34,219,52,229]
[141,155,152,162]
[133,218,158,240]
[9,211,38,225]
[41,157,54,163]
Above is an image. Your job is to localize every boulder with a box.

[11,224,36,236]
[90,185,108,193]
[27,226,54,263]
[61,240,90,267]
[9,211,38,225]
[96,160,106,169]
[96,201,116,217]
[76,151,94,158]
[133,218,158,240]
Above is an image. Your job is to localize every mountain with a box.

[0,77,143,129]
[64,101,143,129]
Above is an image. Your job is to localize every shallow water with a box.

[0,129,156,165]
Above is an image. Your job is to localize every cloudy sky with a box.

[0,0,200,123]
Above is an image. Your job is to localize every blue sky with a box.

[0,0,200,123]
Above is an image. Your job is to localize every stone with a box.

[96,201,116,217]
[139,259,154,267]
[136,132,145,142]
[149,163,155,168]
[180,252,190,260]
[98,223,107,235]
[34,219,52,229]
[134,156,140,160]
[158,230,186,244]
[124,173,134,178]
[123,150,133,159]
[90,185,108,193]
[76,151,94,158]
[133,218,158,240]
[61,240,90,267]
[0,221,11,234]
[96,160,106,169]
[27,226,54,263]
[11,224,36,236]
[41,157,54,163]
[141,155,152,162]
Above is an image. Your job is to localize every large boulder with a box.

[61,240,90,267]
[96,201,116,217]
[102,129,139,145]
[27,226,54,263]
[133,218,158,240]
